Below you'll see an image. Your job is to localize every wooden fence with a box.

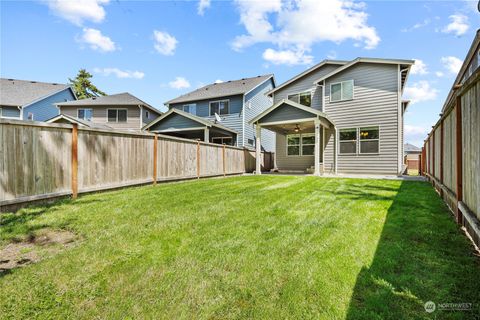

[0,120,274,209]
[422,71,479,247]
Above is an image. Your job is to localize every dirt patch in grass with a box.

[0,229,77,274]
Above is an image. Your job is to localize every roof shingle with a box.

[0,78,70,107]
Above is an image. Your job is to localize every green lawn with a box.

[1,176,479,319]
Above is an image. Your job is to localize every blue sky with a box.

[1,0,478,146]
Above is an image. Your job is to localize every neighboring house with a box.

[404,143,421,161]
[0,78,76,121]
[250,58,414,175]
[46,113,113,130]
[144,75,276,151]
[55,93,161,131]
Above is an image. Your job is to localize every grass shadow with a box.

[345,181,480,319]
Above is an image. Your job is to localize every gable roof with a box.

[165,74,274,105]
[143,108,237,134]
[266,60,347,96]
[249,99,334,127]
[0,78,71,107]
[46,114,113,130]
[313,57,414,85]
[56,92,161,114]
[404,143,421,153]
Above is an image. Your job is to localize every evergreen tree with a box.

[69,69,106,99]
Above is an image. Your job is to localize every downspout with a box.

[139,105,143,129]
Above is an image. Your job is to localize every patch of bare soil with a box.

[0,229,77,274]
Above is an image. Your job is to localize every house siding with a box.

[275,131,325,171]
[22,88,75,121]
[142,107,161,126]
[149,113,203,131]
[244,78,275,152]
[60,105,143,130]
[322,63,401,174]
[0,105,21,118]
[273,64,340,111]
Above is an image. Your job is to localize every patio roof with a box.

[249,99,335,129]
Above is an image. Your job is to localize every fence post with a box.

[455,96,463,225]
[71,124,78,199]
[197,141,200,179]
[439,119,444,197]
[153,135,158,185]
[418,153,422,176]
[432,129,435,185]
[222,145,226,176]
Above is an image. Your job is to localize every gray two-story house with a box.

[144,75,276,151]
[250,58,414,175]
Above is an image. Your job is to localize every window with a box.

[209,100,229,116]
[182,104,197,115]
[77,109,92,121]
[247,138,254,146]
[287,133,315,156]
[212,137,233,145]
[107,109,127,122]
[359,126,379,154]
[339,128,357,154]
[330,80,354,102]
[288,91,312,107]
[145,111,150,119]
[27,112,34,121]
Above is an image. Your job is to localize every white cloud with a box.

[169,77,191,89]
[262,48,313,66]
[232,0,380,65]
[214,79,224,83]
[435,71,444,77]
[442,14,469,36]
[441,56,462,74]
[198,0,211,15]
[46,0,109,26]
[401,18,430,32]
[153,30,178,55]
[79,28,116,52]
[404,124,429,147]
[404,81,438,104]
[410,59,428,75]
[93,67,144,79]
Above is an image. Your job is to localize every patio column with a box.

[255,124,262,175]
[314,119,321,176]
[204,127,209,143]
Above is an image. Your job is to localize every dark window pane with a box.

[339,129,356,141]
[331,83,341,101]
[118,110,127,122]
[360,140,379,153]
[78,109,85,119]
[107,109,117,122]
[360,127,379,140]
[210,102,218,116]
[302,145,314,155]
[287,146,300,156]
[299,93,311,107]
[340,141,356,154]
[302,135,315,144]
[287,135,300,145]
[219,101,229,115]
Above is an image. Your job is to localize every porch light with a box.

[294,124,300,133]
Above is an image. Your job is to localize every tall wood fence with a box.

[422,71,479,247]
[0,120,274,210]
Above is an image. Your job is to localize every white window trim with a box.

[145,110,150,119]
[286,133,316,157]
[287,90,313,107]
[77,108,93,121]
[212,136,233,145]
[106,108,128,123]
[338,128,357,155]
[27,112,34,121]
[209,99,230,116]
[359,126,380,155]
[0,107,22,119]
[329,80,354,103]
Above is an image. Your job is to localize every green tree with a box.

[69,69,106,99]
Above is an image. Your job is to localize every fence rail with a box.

[422,71,479,247]
[0,119,274,209]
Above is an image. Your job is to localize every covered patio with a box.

[143,108,237,145]
[250,99,336,175]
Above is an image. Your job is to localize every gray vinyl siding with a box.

[170,95,244,147]
[142,108,161,126]
[259,103,316,123]
[0,105,21,118]
[275,131,324,171]
[22,88,75,121]
[60,105,143,130]
[244,78,275,152]
[273,64,339,111]
[148,113,203,131]
[323,63,400,174]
